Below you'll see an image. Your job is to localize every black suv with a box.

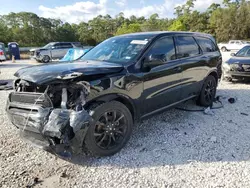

[6,32,222,157]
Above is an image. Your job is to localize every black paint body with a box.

[6,32,222,155]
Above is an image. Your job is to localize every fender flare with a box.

[85,93,139,122]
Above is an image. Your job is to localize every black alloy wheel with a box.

[94,110,127,149]
[84,101,133,156]
[204,79,216,104]
[198,75,217,107]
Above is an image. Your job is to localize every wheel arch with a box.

[85,94,138,122]
[207,71,219,85]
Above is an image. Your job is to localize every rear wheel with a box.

[84,101,133,156]
[221,47,227,52]
[198,75,217,107]
[42,55,50,63]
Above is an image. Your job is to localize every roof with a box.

[8,42,19,45]
[118,31,212,38]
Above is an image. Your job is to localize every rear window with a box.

[175,36,200,58]
[195,37,217,53]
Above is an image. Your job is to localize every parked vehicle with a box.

[30,42,82,63]
[222,45,250,81]
[7,32,222,157]
[0,49,6,61]
[0,42,7,60]
[218,40,249,52]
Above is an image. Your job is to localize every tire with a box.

[84,101,133,156]
[42,55,50,63]
[198,75,217,107]
[221,47,227,52]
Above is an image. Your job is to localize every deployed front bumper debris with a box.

[42,109,71,138]
[6,80,92,157]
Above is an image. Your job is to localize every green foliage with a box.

[1,0,250,46]
[116,23,142,35]
[168,20,186,31]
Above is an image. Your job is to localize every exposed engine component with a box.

[14,79,91,110]
[12,79,92,156]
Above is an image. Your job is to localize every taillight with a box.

[0,51,3,55]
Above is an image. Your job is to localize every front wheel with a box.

[84,101,133,156]
[42,55,50,63]
[198,75,217,107]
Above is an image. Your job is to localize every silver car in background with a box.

[30,42,82,63]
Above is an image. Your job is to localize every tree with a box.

[1,0,250,46]
[116,23,142,35]
[168,20,186,31]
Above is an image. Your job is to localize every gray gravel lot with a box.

[0,57,250,188]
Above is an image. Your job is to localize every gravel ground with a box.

[0,58,250,188]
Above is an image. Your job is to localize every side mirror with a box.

[231,53,236,56]
[143,54,165,70]
[51,46,55,49]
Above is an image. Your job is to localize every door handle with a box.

[173,67,182,72]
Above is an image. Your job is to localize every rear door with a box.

[61,43,73,58]
[195,36,222,79]
[142,36,183,115]
[51,43,63,59]
[174,35,203,99]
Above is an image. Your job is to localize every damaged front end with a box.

[6,79,92,157]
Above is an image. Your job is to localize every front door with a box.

[141,36,183,115]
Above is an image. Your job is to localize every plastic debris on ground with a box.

[204,107,215,116]
[228,97,236,104]
[240,112,249,116]
[0,80,13,90]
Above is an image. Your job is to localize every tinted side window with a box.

[146,37,176,62]
[60,43,73,49]
[54,43,62,49]
[175,36,200,58]
[195,37,217,52]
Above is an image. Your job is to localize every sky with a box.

[0,0,224,23]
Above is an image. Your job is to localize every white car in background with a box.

[0,49,6,61]
[218,40,250,52]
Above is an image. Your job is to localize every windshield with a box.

[80,35,154,63]
[236,46,250,57]
[43,43,55,49]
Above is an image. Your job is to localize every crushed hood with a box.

[227,56,250,65]
[15,60,124,85]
